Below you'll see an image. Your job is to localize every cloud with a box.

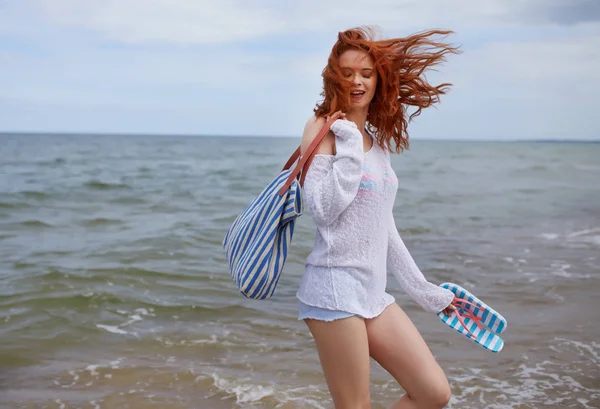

[407,33,600,140]
[526,0,600,25]
[3,0,599,47]
[0,0,599,139]
[24,0,287,45]
[450,35,600,84]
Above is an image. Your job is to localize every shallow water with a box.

[1,134,599,408]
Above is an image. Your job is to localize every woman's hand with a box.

[325,110,346,123]
[441,300,457,317]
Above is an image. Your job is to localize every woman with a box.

[296,27,460,409]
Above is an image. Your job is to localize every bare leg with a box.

[365,303,451,409]
[304,316,372,409]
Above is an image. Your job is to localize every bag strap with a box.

[278,116,338,197]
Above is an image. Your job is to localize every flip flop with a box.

[436,282,507,353]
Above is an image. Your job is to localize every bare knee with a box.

[406,381,450,409]
[422,382,451,409]
[431,384,451,408]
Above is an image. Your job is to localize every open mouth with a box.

[351,91,365,97]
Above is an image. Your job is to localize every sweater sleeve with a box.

[387,212,454,313]
[302,119,365,226]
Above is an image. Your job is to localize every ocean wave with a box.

[85,180,131,190]
[400,226,433,235]
[0,201,31,209]
[540,227,600,247]
[0,280,260,317]
[448,337,600,409]
[11,219,54,228]
[29,250,72,258]
[0,290,124,310]
[96,307,156,337]
[37,157,67,166]
[19,190,49,200]
[85,266,201,281]
[16,358,327,409]
[12,260,39,270]
[210,373,276,405]
[108,196,148,204]
[80,217,124,227]
[199,371,331,409]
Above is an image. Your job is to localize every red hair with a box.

[314,27,460,153]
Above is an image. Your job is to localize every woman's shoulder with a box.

[301,114,335,156]
[303,114,326,136]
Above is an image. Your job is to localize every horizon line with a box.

[0,130,598,143]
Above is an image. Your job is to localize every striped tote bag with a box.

[223,116,338,299]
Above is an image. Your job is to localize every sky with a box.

[0,0,599,140]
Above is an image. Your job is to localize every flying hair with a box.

[314,26,460,152]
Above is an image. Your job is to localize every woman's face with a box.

[339,49,377,111]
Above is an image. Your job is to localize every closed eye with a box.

[341,68,373,80]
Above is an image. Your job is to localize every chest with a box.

[357,151,398,200]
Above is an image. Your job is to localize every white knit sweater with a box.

[296,119,454,317]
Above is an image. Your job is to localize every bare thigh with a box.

[305,316,371,409]
[365,303,451,405]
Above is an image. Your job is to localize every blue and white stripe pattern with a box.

[223,168,303,299]
[437,282,507,353]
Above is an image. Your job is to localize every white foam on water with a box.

[567,227,600,238]
[135,307,152,316]
[565,227,600,247]
[86,365,99,376]
[96,324,128,335]
[122,307,155,327]
[273,393,329,409]
[550,261,591,279]
[524,271,542,283]
[96,307,156,336]
[197,334,218,344]
[550,261,571,276]
[204,372,330,408]
[110,357,124,369]
[211,373,275,404]
[68,370,79,382]
[449,339,600,408]
[571,235,600,246]
[544,289,565,302]
[124,314,143,325]
[554,338,600,364]
[540,228,600,247]
[578,398,598,409]
[52,356,127,394]
[187,334,236,347]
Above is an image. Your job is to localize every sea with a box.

[1,133,599,409]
